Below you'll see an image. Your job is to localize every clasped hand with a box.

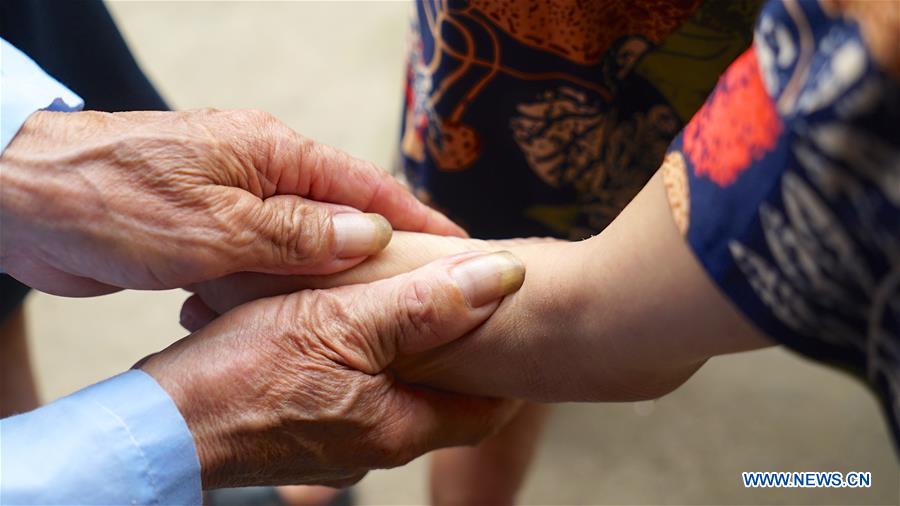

[0,109,462,295]
[141,250,525,488]
[0,109,524,489]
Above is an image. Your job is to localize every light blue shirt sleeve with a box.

[1,37,84,152]
[1,370,202,505]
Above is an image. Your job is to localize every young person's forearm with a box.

[394,171,773,402]
[192,171,773,402]
[191,234,555,314]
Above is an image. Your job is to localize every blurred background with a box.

[21,1,898,504]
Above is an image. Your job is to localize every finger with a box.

[374,384,522,468]
[246,116,467,237]
[189,231,487,314]
[179,294,219,332]
[320,251,525,373]
[222,190,393,276]
[188,272,302,314]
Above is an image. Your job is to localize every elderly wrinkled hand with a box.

[139,251,525,489]
[0,109,464,296]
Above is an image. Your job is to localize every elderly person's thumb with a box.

[313,250,526,374]
[140,252,526,487]
[216,192,395,276]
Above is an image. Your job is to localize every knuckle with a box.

[270,204,309,261]
[292,205,334,262]
[268,292,329,360]
[244,109,292,147]
[295,289,377,372]
[397,278,443,348]
[254,202,332,266]
[299,141,334,198]
[235,109,286,157]
[198,195,257,269]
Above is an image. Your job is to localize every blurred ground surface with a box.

[23,2,899,504]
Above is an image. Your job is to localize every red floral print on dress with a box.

[683,48,783,187]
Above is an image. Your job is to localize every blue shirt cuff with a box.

[1,38,84,152]
[1,370,202,505]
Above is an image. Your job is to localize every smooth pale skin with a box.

[402,171,772,401]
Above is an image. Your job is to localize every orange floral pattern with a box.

[682,49,782,187]
[470,0,702,65]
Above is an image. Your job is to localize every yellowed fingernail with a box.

[333,213,392,258]
[450,251,525,308]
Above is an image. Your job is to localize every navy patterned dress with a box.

[399,0,900,442]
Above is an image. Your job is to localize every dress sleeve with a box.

[661,0,900,439]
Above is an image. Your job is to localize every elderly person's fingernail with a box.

[333,213,392,258]
[450,251,525,308]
